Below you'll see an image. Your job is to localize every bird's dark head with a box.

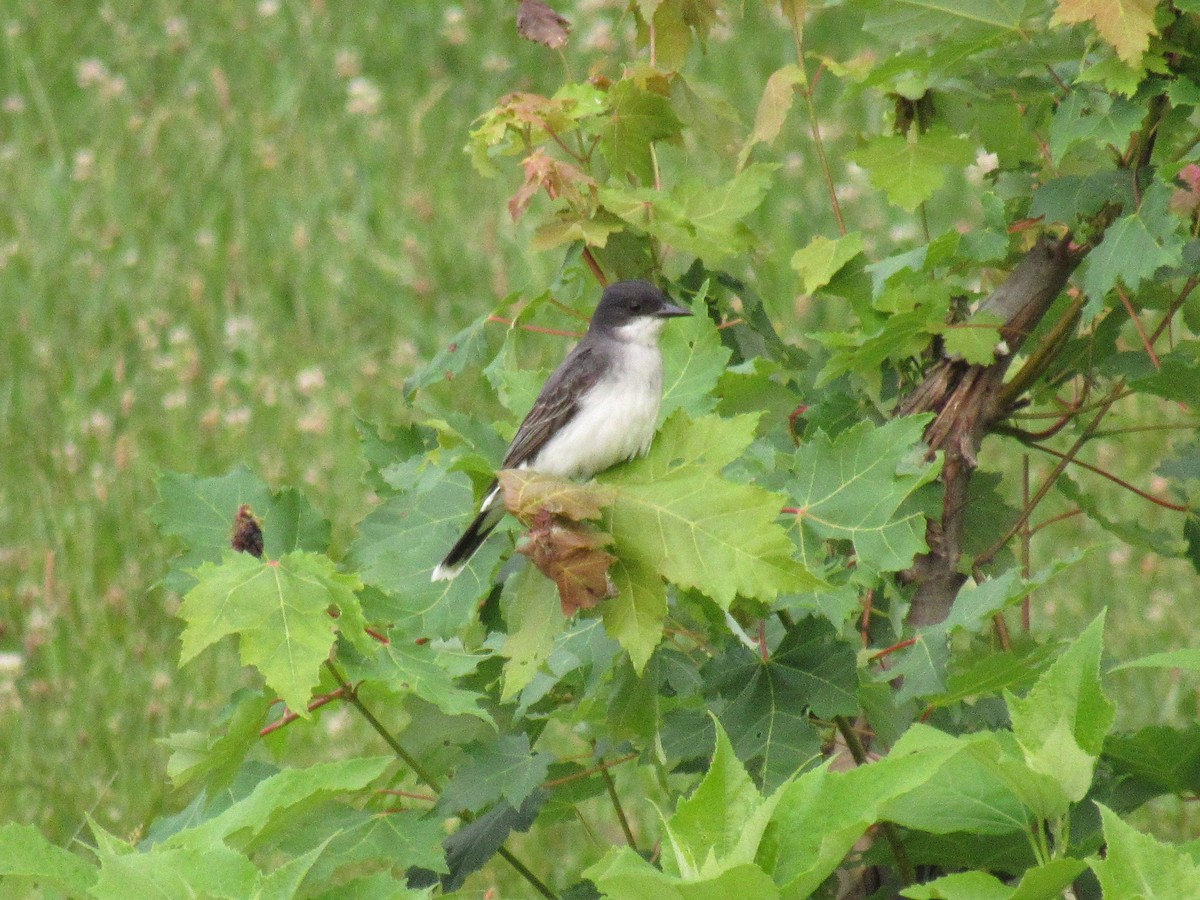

[589,280,691,344]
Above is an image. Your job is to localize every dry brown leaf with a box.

[517,0,571,50]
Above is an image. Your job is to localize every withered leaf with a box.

[498,469,615,524]
[519,522,617,615]
[231,504,264,558]
[517,0,571,50]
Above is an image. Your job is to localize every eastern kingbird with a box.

[432,280,692,581]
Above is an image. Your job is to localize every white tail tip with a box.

[431,562,462,582]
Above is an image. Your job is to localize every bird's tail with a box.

[431,483,504,581]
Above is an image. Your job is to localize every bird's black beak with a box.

[655,300,693,318]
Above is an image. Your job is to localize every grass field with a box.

[1,0,1197,878]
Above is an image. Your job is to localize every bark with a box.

[900,235,1085,626]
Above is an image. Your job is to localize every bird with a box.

[432,280,692,581]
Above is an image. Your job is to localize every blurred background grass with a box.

[1,0,1196,872]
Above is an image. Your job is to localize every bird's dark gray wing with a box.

[501,341,607,469]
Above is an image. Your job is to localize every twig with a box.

[833,717,916,886]
[323,661,444,791]
[259,687,348,737]
[487,315,584,339]
[1116,284,1160,369]
[601,759,638,850]
[976,386,1122,567]
[542,753,639,789]
[783,9,846,235]
[1022,442,1188,512]
[1148,276,1197,344]
[323,660,559,899]
[581,246,608,287]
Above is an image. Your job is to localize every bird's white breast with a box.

[527,341,664,480]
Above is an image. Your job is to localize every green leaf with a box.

[152,467,331,590]
[1028,171,1133,225]
[587,847,779,899]
[862,0,1030,40]
[279,805,448,886]
[600,79,681,184]
[353,465,505,639]
[172,757,392,849]
[1090,804,1200,897]
[848,128,975,212]
[1006,611,1115,804]
[179,550,367,716]
[91,836,259,900]
[791,232,867,295]
[931,641,1061,707]
[161,690,273,792]
[603,551,668,671]
[1104,724,1200,795]
[439,733,552,814]
[432,793,546,893]
[1112,648,1200,672]
[347,638,492,722]
[766,729,966,896]
[1048,90,1145,163]
[0,823,98,895]
[404,312,493,397]
[901,871,1011,900]
[703,619,859,786]
[499,565,567,700]
[605,412,820,610]
[1131,350,1200,404]
[1082,183,1186,306]
[663,720,770,878]
[786,416,942,573]
[936,310,1005,365]
[738,64,806,168]
[659,286,733,419]
[902,858,1087,899]
[602,165,778,266]
[882,730,1034,837]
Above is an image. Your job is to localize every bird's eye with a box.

[629,300,642,313]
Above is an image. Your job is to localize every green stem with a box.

[496,847,558,900]
[324,661,443,791]
[601,758,638,850]
[784,10,846,235]
[324,661,559,898]
[834,716,917,886]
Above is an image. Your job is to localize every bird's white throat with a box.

[612,315,669,347]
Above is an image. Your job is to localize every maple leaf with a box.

[179,551,369,716]
[498,469,613,522]
[786,415,942,573]
[507,149,596,222]
[1051,0,1157,65]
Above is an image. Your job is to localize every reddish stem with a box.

[1028,442,1188,511]
[259,687,347,737]
[1116,284,1160,369]
[542,752,639,788]
[487,314,584,338]
[870,638,917,661]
